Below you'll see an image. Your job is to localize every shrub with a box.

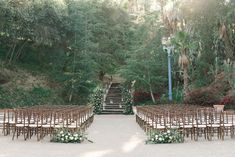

[50,129,92,143]
[146,129,184,144]
[223,95,235,110]
[185,73,231,106]
[0,86,63,108]
[90,87,103,114]
[185,87,221,106]
[122,88,133,115]
[133,91,160,103]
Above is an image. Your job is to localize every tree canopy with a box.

[0,0,234,106]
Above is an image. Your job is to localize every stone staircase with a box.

[101,83,124,114]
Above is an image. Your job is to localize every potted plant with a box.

[213,96,230,112]
[213,104,225,113]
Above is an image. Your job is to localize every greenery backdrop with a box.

[0,0,234,108]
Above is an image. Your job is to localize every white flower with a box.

[61,138,64,141]
[155,135,158,139]
[151,138,155,141]
[65,136,68,139]
[60,131,63,134]
[159,138,163,141]
[74,134,78,137]
[69,137,74,140]
[167,130,171,134]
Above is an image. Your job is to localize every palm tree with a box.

[172,31,191,100]
[219,21,235,87]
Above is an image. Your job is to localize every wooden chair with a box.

[12,109,28,140]
[221,111,235,139]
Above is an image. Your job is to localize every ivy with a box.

[90,87,104,114]
[122,87,133,115]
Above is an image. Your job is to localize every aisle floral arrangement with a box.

[90,87,104,114]
[51,129,92,143]
[146,129,184,144]
[122,87,134,115]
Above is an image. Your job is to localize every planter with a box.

[213,105,225,113]
[132,106,137,115]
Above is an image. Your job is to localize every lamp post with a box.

[162,37,174,101]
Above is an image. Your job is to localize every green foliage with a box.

[0,86,62,108]
[119,12,168,97]
[122,87,133,115]
[0,0,133,105]
[90,87,103,114]
[146,129,184,144]
[0,0,234,106]
[50,128,92,143]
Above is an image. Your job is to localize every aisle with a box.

[85,115,146,155]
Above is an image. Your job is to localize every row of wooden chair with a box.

[0,105,94,141]
[136,105,235,141]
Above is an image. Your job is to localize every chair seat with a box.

[209,124,220,127]
[28,124,39,127]
[68,125,79,128]
[154,125,165,129]
[184,125,193,128]
[223,124,233,127]
[54,125,62,128]
[16,124,25,127]
[42,124,52,128]
[197,124,207,128]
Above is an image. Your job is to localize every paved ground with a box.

[1,115,235,157]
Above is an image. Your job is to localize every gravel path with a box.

[1,115,235,157]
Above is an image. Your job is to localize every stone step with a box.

[107,93,121,96]
[100,111,123,114]
[109,86,121,89]
[109,87,121,90]
[106,96,122,99]
[106,95,122,99]
[106,95,122,98]
[110,83,120,87]
[108,91,122,94]
[105,98,122,103]
[100,109,124,114]
[100,83,123,114]
[105,103,123,106]
[104,106,124,109]
[103,108,123,111]
[104,105,123,108]
[109,86,122,91]
[105,102,123,104]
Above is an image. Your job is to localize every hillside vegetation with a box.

[0,0,234,108]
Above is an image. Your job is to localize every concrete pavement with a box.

[1,115,235,157]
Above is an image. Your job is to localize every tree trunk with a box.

[232,60,235,89]
[8,43,17,64]
[149,84,156,103]
[69,85,74,102]
[183,67,189,100]
[14,40,27,61]
[147,69,155,103]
